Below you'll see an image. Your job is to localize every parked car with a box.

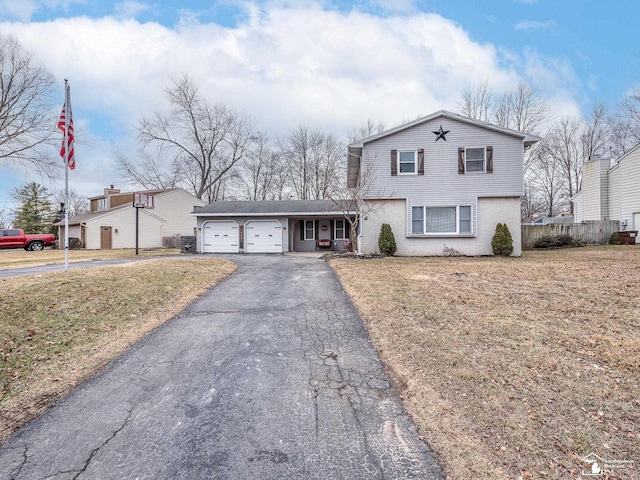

[0,229,56,251]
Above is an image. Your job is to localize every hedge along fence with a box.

[521,221,620,250]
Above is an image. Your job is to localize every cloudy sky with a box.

[0,0,638,210]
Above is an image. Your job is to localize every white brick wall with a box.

[360,197,521,256]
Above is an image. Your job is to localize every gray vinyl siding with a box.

[608,164,621,221]
[617,145,640,228]
[581,158,610,221]
[362,117,524,207]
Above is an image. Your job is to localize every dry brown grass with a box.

[0,257,236,445]
[330,246,639,480]
[0,247,181,269]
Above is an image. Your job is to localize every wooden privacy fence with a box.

[521,221,620,250]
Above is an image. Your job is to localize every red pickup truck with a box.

[0,229,56,251]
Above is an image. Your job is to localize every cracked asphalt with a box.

[0,254,444,479]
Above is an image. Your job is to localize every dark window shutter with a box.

[418,149,424,175]
[458,148,465,174]
[391,150,397,176]
[486,146,493,173]
[300,222,304,241]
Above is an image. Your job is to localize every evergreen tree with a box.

[491,223,514,256]
[11,182,58,234]
[378,223,397,256]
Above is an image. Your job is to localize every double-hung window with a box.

[466,147,485,172]
[304,220,315,240]
[398,151,417,174]
[459,146,493,174]
[334,219,349,239]
[411,205,472,235]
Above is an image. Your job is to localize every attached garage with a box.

[245,220,283,253]
[202,220,239,253]
[192,200,356,254]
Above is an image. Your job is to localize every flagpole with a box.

[63,79,70,271]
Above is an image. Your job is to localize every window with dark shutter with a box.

[391,150,397,176]
[486,146,493,173]
[458,148,465,174]
[418,149,424,175]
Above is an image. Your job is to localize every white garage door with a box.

[202,220,239,253]
[245,220,283,253]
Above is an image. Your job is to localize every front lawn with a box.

[330,246,639,479]
[0,257,236,445]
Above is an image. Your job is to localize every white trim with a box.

[245,219,283,253]
[334,219,348,240]
[398,150,418,175]
[192,210,356,217]
[201,220,239,253]
[465,146,486,173]
[410,204,474,236]
[304,220,315,240]
[349,110,540,148]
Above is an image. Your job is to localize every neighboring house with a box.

[56,187,205,249]
[573,144,640,231]
[347,110,539,256]
[523,214,574,226]
[192,200,355,253]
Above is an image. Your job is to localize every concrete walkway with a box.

[0,254,444,479]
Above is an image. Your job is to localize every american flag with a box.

[57,84,75,170]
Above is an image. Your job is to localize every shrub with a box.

[533,235,578,249]
[378,223,397,256]
[609,232,622,245]
[491,223,514,256]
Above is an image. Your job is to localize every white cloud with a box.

[114,1,150,19]
[514,19,558,32]
[0,0,37,22]
[0,1,583,202]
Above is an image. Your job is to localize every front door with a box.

[100,226,112,249]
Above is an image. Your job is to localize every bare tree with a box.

[238,132,289,201]
[521,179,544,222]
[458,81,493,122]
[328,154,386,253]
[544,117,582,211]
[608,116,640,157]
[581,103,609,162]
[54,188,89,217]
[0,207,11,228]
[347,119,386,143]
[116,150,183,191]
[620,87,640,124]
[0,35,58,173]
[493,82,549,134]
[127,75,255,201]
[277,125,344,200]
[530,143,566,217]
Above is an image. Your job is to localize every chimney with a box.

[104,186,120,196]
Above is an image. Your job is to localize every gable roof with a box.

[55,188,201,226]
[193,199,355,216]
[350,110,540,148]
[347,110,541,187]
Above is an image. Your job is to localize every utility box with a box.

[180,236,196,253]
[617,231,638,245]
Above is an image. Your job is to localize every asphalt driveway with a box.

[0,254,444,479]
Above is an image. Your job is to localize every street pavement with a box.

[0,254,444,479]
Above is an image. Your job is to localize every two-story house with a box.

[56,187,205,249]
[573,144,640,232]
[348,110,539,256]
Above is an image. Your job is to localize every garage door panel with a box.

[246,220,282,253]
[203,221,239,253]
